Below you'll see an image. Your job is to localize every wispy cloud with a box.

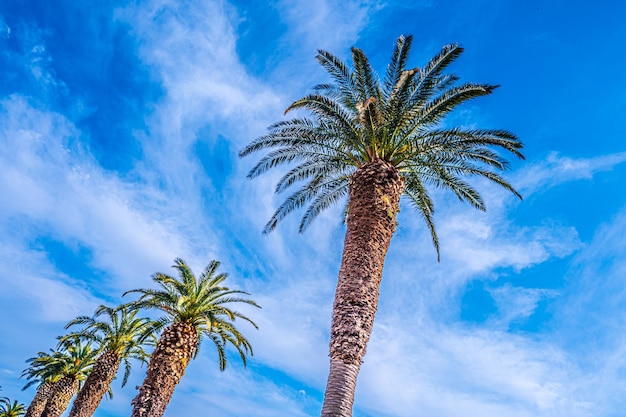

[488,284,559,328]
[275,0,372,53]
[516,151,626,194]
[0,96,189,289]
[0,14,10,38]
[355,320,592,417]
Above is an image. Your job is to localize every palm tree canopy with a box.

[0,398,25,417]
[22,339,97,391]
[21,351,63,391]
[124,258,260,369]
[61,305,158,387]
[240,34,524,257]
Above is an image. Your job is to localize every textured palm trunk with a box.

[41,376,79,417]
[25,380,56,417]
[68,349,120,417]
[321,159,404,417]
[131,322,198,417]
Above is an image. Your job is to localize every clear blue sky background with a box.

[1,1,625,416]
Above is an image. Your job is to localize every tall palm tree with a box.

[23,340,97,417]
[125,258,260,417]
[0,398,26,417]
[240,34,524,416]
[61,305,158,417]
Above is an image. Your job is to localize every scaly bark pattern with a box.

[24,380,55,417]
[131,323,198,417]
[321,159,404,417]
[41,376,78,417]
[68,349,120,417]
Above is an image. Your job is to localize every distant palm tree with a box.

[61,305,158,417]
[22,351,63,417]
[240,35,524,416]
[43,340,98,417]
[23,340,97,417]
[0,398,26,417]
[125,258,260,417]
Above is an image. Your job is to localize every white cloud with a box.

[165,360,319,417]
[0,96,190,290]
[0,14,10,38]
[439,215,582,274]
[355,320,593,417]
[516,151,626,194]
[0,242,100,323]
[275,0,372,53]
[118,0,282,141]
[488,284,558,327]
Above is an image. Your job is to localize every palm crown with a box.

[240,35,523,257]
[124,258,260,369]
[22,339,97,390]
[0,398,25,417]
[61,305,158,387]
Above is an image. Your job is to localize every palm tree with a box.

[60,305,158,417]
[43,340,98,417]
[23,340,97,417]
[22,351,63,417]
[125,258,260,417]
[0,398,26,417]
[240,35,524,416]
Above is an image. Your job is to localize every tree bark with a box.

[41,376,78,417]
[68,349,120,417]
[321,159,404,417]
[131,322,198,417]
[25,380,55,417]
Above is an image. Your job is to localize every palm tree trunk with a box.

[41,376,78,417]
[131,322,198,417]
[68,349,120,417]
[321,159,404,417]
[25,380,55,417]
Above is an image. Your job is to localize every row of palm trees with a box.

[10,34,521,417]
[14,258,259,417]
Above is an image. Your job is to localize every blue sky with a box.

[1,1,625,416]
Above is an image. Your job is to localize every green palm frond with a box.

[299,176,350,232]
[315,49,358,110]
[351,47,381,104]
[382,35,413,102]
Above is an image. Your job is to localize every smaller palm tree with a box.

[23,339,97,417]
[22,351,64,417]
[44,339,98,417]
[60,305,158,417]
[0,398,26,417]
[125,258,260,417]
